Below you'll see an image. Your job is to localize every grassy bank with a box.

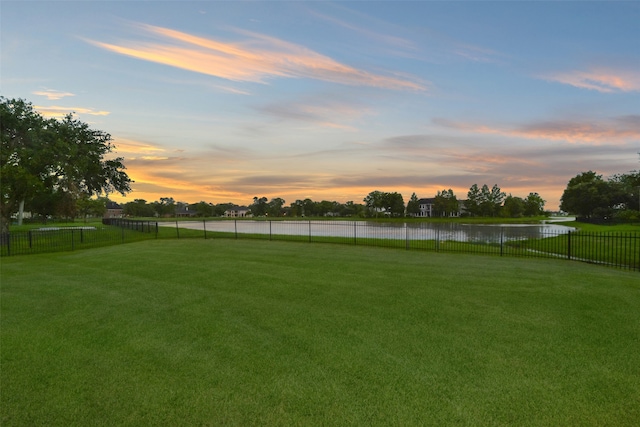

[2,239,639,426]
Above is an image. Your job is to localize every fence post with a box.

[405,223,409,250]
[235,220,238,240]
[203,219,207,239]
[121,225,125,243]
[436,228,440,252]
[500,228,504,256]
[175,220,180,238]
[7,232,11,256]
[71,229,75,251]
[567,231,571,260]
[269,221,272,241]
[29,230,33,249]
[309,221,312,243]
[354,221,357,245]
[155,222,158,239]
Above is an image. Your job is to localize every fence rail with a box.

[2,220,638,271]
[0,225,157,256]
[102,218,158,233]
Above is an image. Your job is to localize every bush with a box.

[614,209,640,221]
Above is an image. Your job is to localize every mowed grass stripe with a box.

[1,239,639,426]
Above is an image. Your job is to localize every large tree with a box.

[190,201,214,217]
[480,184,505,217]
[250,196,268,216]
[363,190,405,217]
[406,193,420,217]
[363,190,386,217]
[465,183,504,217]
[502,195,525,218]
[560,171,624,219]
[433,189,459,217]
[1,97,131,232]
[610,160,640,216]
[523,192,546,216]
[76,195,108,222]
[124,199,156,217]
[152,197,176,217]
[383,192,405,217]
[465,184,482,217]
[267,197,286,217]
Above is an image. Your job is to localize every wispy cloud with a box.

[433,115,640,144]
[309,8,418,55]
[255,98,369,130]
[312,5,501,65]
[32,89,75,100]
[34,105,110,118]
[452,43,503,63]
[87,23,425,91]
[540,67,640,93]
[123,159,199,197]
[112,138,167,155]
[210,84,252,96]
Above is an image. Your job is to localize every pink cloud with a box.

[541,68,640,93]
[434,115,640,144]
[88,23,425,92]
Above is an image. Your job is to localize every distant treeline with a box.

[122,185,547,219]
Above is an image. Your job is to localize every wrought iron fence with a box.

[0,224,156,256]
[155,220,639,271]
[102,218,158,233]
[2,219,638,271]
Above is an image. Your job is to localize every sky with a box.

[2,1,639,211]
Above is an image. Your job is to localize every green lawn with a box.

[2,240,639,426]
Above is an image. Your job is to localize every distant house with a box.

[414,198,464,218]
[415,198,435,217]
[104,201,123,218]
[175,206,198,218]
[224,206,251,217]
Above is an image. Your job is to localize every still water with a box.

[168,220,575,243]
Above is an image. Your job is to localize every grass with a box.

[2,239,639,426]
[515,229,640,269]
[572,221,640,233]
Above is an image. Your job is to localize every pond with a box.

[168,220,576,243]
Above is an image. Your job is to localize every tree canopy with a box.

[433,189,459,217]
[464,184,506,217]
[406,192,420,217]
[363,191,405,217]
[1,97,131,231]
[560,168,638,219]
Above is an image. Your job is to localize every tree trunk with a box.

[0,201,14,234]
[0,217,9,234]
[17,199,25,226]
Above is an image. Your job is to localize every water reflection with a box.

[170,220,576,243]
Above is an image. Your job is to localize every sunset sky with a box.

[2,1,639,210]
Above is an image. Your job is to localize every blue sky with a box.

[2,1,639,210]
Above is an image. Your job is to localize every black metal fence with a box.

[0,224,156,256]
[102,218,158,233]
[155,220,639,271]
[2,219,638,271]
